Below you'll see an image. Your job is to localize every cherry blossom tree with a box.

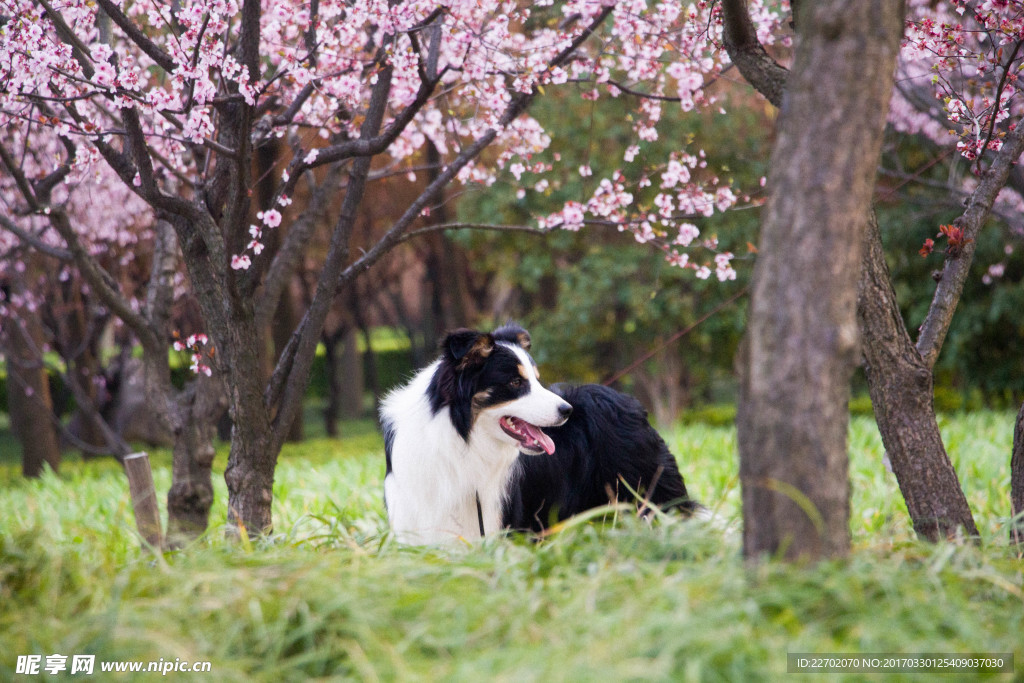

[2,0,780,535]
[5,0,1020,547]
[0,121,227,543]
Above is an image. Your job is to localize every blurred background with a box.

[3,65,1024,466]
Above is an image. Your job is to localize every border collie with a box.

[381,323,695,544]
[503,382,697,532]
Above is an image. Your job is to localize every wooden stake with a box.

[124,452,164,550]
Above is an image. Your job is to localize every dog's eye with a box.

[509,377,524,389]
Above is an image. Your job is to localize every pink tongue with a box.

[520,421,556,455]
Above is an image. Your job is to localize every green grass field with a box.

[1,413,1022,681]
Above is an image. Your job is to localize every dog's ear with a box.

[492,322,531,351]
[441,329,494,369]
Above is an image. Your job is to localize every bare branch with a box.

[0,142,41,212]
[394,221,549,245]
[0,213,72,260]
[720,0,789,107]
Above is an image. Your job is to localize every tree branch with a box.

[95,0,178,73]
[256,161,346,329]
[265,60,397,443]
[393,222,550,246]
[0,214,71,261]
[37,0,95,79]
[915,122,1024,368]
[720,0,789,107]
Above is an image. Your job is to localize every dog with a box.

[381,323,573,544]
[503,381,697,532]
[381,322,695,544]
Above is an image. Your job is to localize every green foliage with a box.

[306,341,415,400]
[454,88,765,403]
[1,414,1022,680]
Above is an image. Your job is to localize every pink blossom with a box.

[231,254,252,270]
[675,223,700,247]
[258,209,282,228]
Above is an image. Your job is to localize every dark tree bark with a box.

[1011,401,1024,545]
[320,321,364,436]
[736,0,906,560]
[863,124,1024,541]
[338,327,365,418]
[166,376,225,546]
[59,289,107,457]
[4,288,62,477]
[857,213,979,539]
[145,221,227,544]
[321,327,344,437]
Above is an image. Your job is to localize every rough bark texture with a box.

[736,0,905,561]
[222,315,279,537]
[720,0,788,108]
[1012,401,1024,545]
[5,299,62,477]
[166,377,226,546]
[857,213,979,540]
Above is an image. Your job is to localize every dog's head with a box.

[428,323,572,454]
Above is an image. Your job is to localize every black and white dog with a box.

[381,323,695,544]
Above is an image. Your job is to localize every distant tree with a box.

[1,264,61,477]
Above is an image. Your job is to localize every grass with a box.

[1,412,1023,681]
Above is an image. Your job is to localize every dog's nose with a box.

[558,402,573,419]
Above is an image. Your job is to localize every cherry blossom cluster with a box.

[172,332,214,377]
[897,0,1024,162]
[0,0,789,288]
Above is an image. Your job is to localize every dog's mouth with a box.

[500,416,556,455]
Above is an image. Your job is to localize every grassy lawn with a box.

[1,412,1022,681]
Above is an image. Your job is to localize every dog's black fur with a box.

[502,382,697,532]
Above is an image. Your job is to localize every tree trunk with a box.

[722,0,1021,544]
[857,213,979,540]
[166,376,225,546]
[339,327,364,418]
[60,290,107,457]
[222,317,279,536]
[1011,400,1024,544]
[5,302,62,477]
[736,0,905,561]
[272,281,304,442]
[322,330,342,437]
